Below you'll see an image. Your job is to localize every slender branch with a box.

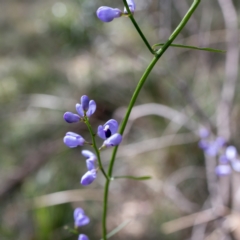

[102,1,201,239]
[110,0,201,178]
[122,0,154,54]
[102,180,110,238]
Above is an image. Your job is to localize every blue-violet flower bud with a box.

[81,170,97,186]
[103,133,122,147]
[78,234,89,240]
[97,119,119,140]
[96,6,122,22]
[63,132,85,148]
[63,112,81,123]
[124,0,136,13]
[74,208,90,227]
[82,150,96,171]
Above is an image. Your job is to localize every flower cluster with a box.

[198,128,240,176]
[74,208,90,240]
[96,0,135,22]
[63,95,122,186]
[64,95,96,123]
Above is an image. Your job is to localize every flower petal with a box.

[97,125,106,140]
[86,100,96,117]
[73,208,90,227]
[63,112,80,123]
[96,6,122,22]
[81,95,90,111]
[86,159,95,171]
[103,133,122,147]
[78,234,89,240]
[66,131,81,137]
[74,207,90,227]
[81,150,96,160]
[81,170,97,186]
[104,119,118,135]
[74,208,84,221]
[75,215,90,227]
[76,103,84,117]
[63,132,85,148]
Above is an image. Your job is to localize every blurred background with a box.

[0,0,239,239]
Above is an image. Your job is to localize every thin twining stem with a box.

[110,0,201,184]
[122,0,154,54]
[102,0,201,239]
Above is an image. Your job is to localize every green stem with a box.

[102,179,110,238]
[85,119,109,180]
[102,0,201,239]
[122,0,154,54]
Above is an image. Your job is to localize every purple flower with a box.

[103,133,122,147]
[78,234,89,240]
[76,95,97,118]
[96,6,122,22]
[97,119,119,140]
[63,112,81,123]
[226,146,237,161]
[74,208,90,227]
[124,0,136,13]
[215,165,231,176]
[63,132,85,148]
[82,150,96,170]
[81,170,97,186]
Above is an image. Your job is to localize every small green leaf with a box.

[112,175,152,180]
[100,219,131,240]
[152,43,226,53]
